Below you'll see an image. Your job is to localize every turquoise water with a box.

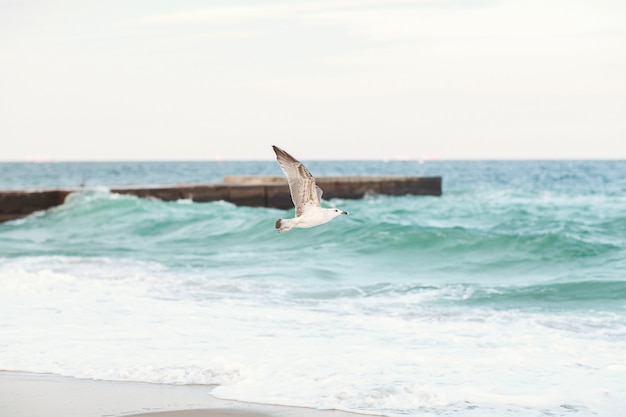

[1,160,625,416]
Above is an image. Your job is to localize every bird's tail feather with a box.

[275,218,294,233]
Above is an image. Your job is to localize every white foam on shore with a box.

[1,256,625,416]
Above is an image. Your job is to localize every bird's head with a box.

[330,208,349,217]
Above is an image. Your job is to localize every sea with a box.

[1,160,625,417]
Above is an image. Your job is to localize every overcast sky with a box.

[1,0,625,161]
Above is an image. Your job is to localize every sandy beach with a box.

[0,372,369,417]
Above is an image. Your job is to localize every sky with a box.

[1,0,625,161]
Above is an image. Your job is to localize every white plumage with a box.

[272,145,348,233]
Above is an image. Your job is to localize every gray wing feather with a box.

[316,185,323,202]
[272,146,322,216]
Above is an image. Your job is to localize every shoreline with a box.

[0,371,371,417]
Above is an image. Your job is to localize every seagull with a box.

[272,145,348,233]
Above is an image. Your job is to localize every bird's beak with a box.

[342,211,349,215]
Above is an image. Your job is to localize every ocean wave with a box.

[3,160,626,416]
[1,253,625,416]
[2,190,624,285]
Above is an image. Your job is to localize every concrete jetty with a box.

[0,176,441,222]
[0,189,72,223]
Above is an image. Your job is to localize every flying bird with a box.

[272,145,348,233]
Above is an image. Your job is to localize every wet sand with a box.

[0,372,369,417]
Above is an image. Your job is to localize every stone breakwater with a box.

[0,176,441,222]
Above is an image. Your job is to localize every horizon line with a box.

[1,157,626,163]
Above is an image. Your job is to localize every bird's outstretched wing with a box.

[272,145,322,216]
